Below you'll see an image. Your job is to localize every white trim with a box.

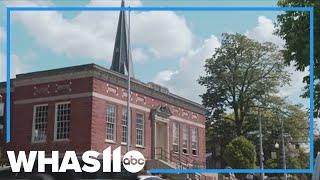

[136,144,145,148]
[14,92,91,105]
[31,104,48,143]
[105,139,116,144]
[54,101,71,141]
[14,71,93,87]
[171,116,205,128]
[13,92,204,127]
[92,92,150,112]
[155,115,169,123]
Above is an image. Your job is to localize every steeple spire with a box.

[110,0,134,78]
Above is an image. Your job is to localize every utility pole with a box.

[258,108,265,180]
[126,0,131,152]
[111,0,134,152]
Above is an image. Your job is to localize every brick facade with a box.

[0,64,206,167]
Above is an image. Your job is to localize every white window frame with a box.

[191,127,198,156]
[105,103,117,142]
[121,107,128,144]
[172,121,179,153]
[54,101,71,141]
[136,112,144,147]
[32,104,48,143]
[182,125,189,154]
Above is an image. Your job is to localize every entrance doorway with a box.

[155,121,168,160]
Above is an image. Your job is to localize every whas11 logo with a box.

[122,149,145,173]
[7,147,145,173]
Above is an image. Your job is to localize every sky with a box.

[0,0,312,119]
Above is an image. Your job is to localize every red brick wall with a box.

[90,96,153,159]
[92,77,206,164]
[4,78,93,154]
[2,76,206,166]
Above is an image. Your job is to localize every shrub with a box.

[223,136,256,168]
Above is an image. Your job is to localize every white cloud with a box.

[132,48,148,63]
[245,16,284,47]
[0,13,30,82]
[153,35,220,103]
[10,0,192,62]
[132,11,192,58]
[278,66,309,106]
[153,70,178,86]
[0,54,27,82]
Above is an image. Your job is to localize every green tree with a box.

[245,97,309,168]
[199,33,290,135]
[206,116,237,167]
[275,0,320,117]
[288,149,309,169]
[206,96,309,169]
[206,115,237,153]
[223,136,256,168]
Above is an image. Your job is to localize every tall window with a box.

[32,104,48,143]
[182,125,189,154]
[136,113,144,146]
[191,127,198,155]
[106,104,116,141]
[55,102,71,140]
[172,122,179,153]
[122,107,128,143]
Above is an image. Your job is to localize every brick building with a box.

[0,0,206,170]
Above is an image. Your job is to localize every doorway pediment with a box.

[152,104,172,119]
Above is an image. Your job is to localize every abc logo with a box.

[122,150,145,173]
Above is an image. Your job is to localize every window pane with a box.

[33,105,48,142]
[106,104,116,141]
[182,125,189,154]
[136,113,144,146]
[172,122,179,153]
[122,107,128,143]
[55,103,70,140]
[191,128,198,155]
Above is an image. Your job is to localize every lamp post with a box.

[280,118,287,180]
[246,110,264,180]
[272,142,279,160]
[258,108,265,180]
[274,109,288,180]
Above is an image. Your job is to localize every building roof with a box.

[0,63,205,114]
